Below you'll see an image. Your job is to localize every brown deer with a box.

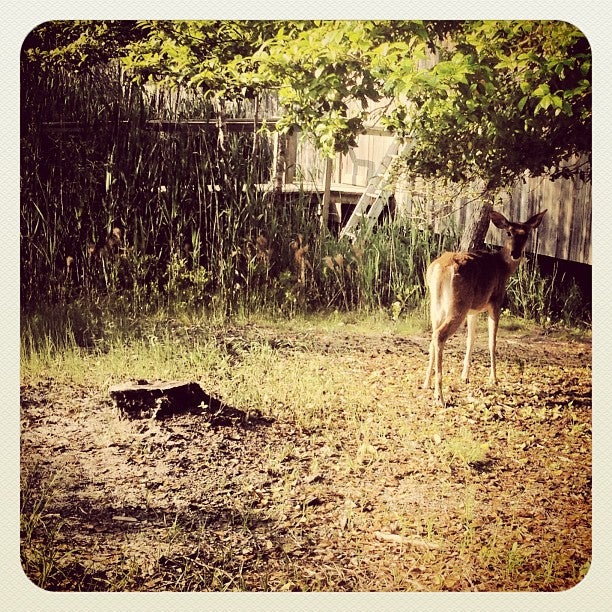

[423,209,547,406]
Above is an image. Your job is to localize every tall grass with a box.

[506,256,590,327]
[21,62,453,322]
[21,61,589,339]
[317,221,456,314]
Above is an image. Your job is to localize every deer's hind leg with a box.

[487,304,501,385]
[424,259,467,405]
[422,307,466,407]
[461,312,479,383]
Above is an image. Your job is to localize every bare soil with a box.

[20,321,592,592]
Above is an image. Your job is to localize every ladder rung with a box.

[340,139,403,239]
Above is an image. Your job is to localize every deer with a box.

[423,209,547,406]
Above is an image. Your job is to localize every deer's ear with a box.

[526,210,547,229]
[489,211,511,230]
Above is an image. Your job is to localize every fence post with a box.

[320,157,333,229]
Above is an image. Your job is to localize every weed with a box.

[506,257,590,328]
[20,470,66,589]
[506,541,526,577]
[445,427,489,468]
[22,67,588,327]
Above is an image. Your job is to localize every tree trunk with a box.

[459,198,494,252]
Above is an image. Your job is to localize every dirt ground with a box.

[20,321,592,592]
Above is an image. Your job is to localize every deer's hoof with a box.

[433,394,446,408]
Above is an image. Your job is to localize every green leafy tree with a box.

[22,20,140,69]
[120,20,285,98]
[373,20,591,247]
[24,20,591,247]
[380,21,591,186]
[251,20,590,246]
[250,21,432,156]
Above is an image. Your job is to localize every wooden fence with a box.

[505,167,591,264]
[41,117,592,265]
[284,131,591,265]
[394,158,591,265]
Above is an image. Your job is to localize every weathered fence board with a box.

[500,161,591,264]
[290,130,591,264]
[288,130,396,187]
[394,158,591,265]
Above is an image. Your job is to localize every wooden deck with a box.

[256,182,366,225]
[256,182,365,203]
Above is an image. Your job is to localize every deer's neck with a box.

[500,247,523,275]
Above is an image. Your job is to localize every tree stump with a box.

[109,380,208,418]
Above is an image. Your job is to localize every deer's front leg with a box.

[462,313,478,383]
[487,309,499,385]
[423,339,434,390]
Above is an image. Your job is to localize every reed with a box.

[506,256,590,327]
[21,62,588,331]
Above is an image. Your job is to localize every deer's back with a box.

[427,250,511,314]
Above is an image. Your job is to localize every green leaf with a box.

[532,83,550,98]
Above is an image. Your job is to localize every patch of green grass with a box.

[444,427,490,468]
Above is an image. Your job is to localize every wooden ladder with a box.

[339,139,403,240]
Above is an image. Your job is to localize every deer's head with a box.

[490,210,547,261]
